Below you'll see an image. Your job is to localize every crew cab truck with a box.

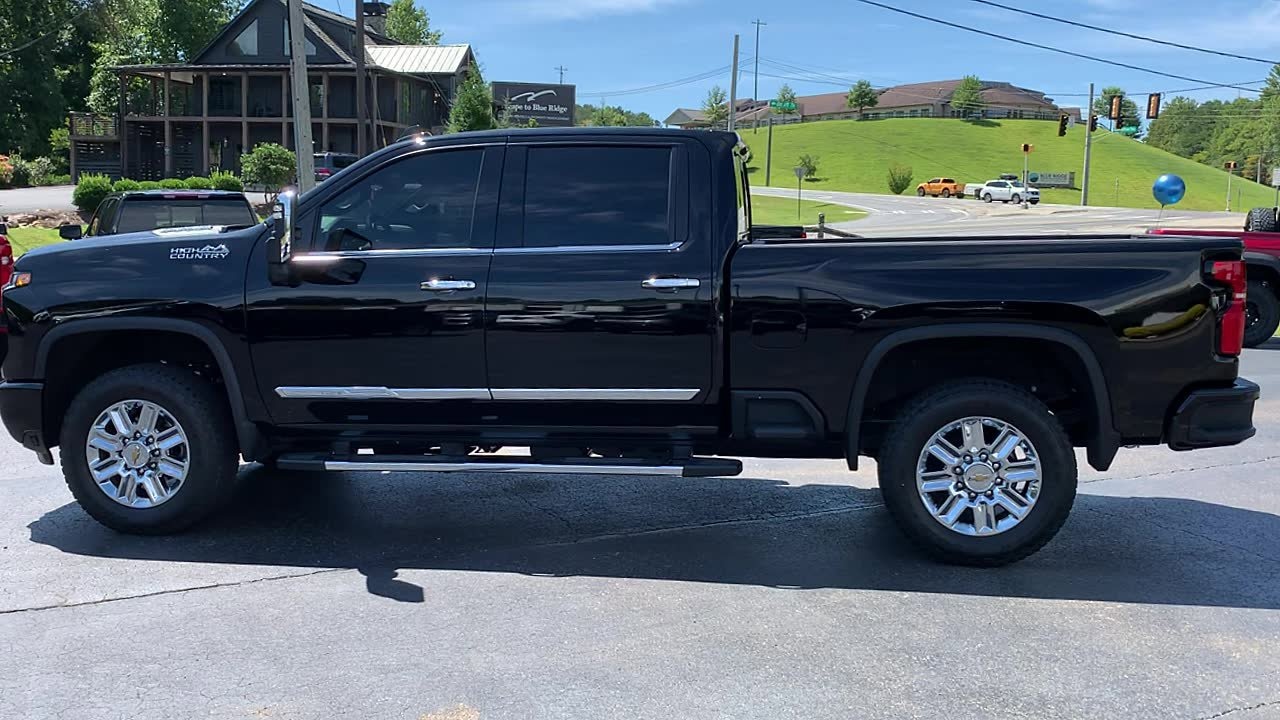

[0,128,1259,566]
[916,178,965,198]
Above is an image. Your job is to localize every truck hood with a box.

[18,224,263,263]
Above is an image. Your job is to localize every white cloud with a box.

[508,0,687,21]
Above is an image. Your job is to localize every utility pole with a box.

[751,19,765,133]
[766,115,773,185]
[1081,82,1094,206]
[354,0,368,156]
[555,65,567,84]
[287,0,315,191]
[1226,168,1234,212]
[728,34,740,132]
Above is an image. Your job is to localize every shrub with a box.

[240,143,296,201]
[183,176,213,189]
[887,164,914,195]
[210,170,243,192]
[137,180,162,190]
[43,173,71,186]
[159,178,186,189]
[24,156,55,186]
[0,156,13,187]
[73,173,114,212]
[112,178,141,191]
[797,153,820,180]
[9,155,31,187]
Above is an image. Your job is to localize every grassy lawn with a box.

[6,227,66,256]
[751,194,867,226]
[739,118,1280,212]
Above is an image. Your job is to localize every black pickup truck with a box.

[0,128,1259,566]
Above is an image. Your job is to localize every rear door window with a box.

[521,145,672,248]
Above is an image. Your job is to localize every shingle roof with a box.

[367,44,472,75]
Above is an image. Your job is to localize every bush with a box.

[9,156,31,187]
[73,173,114,212]
[0,156,13,187]
[23,156,56,186]
[797,153,820,180]
[137,180,162,190]
[112,178,141,191]
[159,178,186,189]
[210,170,243,192]
[43,173,71,186]
[240,142,296,200]
[887,164,914,195]
[183,176,213,189]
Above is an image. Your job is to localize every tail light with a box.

[1211,260,1246,356]
[0,236,10,336]
[316,168,332,177]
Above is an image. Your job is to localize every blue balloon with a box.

[1152,174,1186,206]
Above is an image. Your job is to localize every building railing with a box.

[69,112,118,139]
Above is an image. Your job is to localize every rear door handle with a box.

[642,277,700,290]
[420,279,476,292]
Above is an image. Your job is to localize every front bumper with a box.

[0,380,51,464]
[1166,378,1259,451]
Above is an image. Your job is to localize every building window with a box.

[284,23,318,56]
[228,19,259,57]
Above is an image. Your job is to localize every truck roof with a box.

[113,190,248,199]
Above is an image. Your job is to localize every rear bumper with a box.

[0,380,51,463]
[1166,378,1259,451]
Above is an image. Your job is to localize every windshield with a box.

[115,198,257,234]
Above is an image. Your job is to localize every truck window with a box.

[941,178,954,184]
[522,146,670,248]
[735,145,751,238]
[317,148,483,251]
[929,178,941,184]
[115,198,258,234]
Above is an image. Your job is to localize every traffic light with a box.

[1146,93,1161,120]
[1109,94,1123,121]
[1225,160,1239,171]
[1021,143,1033,153]
[1057,113,1069,136]
[1089,115,1098,131]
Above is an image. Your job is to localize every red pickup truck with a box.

[1150,227,1280,347]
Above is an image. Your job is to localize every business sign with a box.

[769,99,797,111]
[1029,171,1075,188]
[492,81,576,127]
[1271,168,1280,188]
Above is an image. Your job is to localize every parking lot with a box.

[1,348,1278,719]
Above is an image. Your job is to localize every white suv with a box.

[978,180,1040,205]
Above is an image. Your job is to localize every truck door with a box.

[483,138,717,431]
[245,143,503,425]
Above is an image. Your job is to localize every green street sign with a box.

[769,99,797,111]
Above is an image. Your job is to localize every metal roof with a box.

[367,44,471,75]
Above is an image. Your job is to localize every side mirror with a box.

[268,190,296,265]
[58,224,83,240]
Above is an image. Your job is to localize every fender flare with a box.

[35,317,268,460]
[1244,252,1280,285]
[845,323,1120,472]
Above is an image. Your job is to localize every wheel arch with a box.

[35,318,268,460]
[1245,251,1280,287]
[845,323,1120,472]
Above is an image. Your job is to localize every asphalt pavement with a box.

[2,348,1280,719]
[0,185,75,215]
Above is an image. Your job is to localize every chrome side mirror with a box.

[269,190,296,265]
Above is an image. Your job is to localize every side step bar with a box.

[274,453,743,478]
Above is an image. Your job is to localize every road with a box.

[0,185,75,215]
[2,349,1279,719]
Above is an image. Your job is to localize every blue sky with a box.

[310,0,1280,121]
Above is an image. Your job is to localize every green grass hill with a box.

[739,118,1277,212]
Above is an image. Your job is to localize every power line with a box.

[580,58,752,97]
[0,1,96,60]
[961,0,1280,66]
[850,0,1262,93]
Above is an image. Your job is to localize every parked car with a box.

[1150,226,1280,347]
[0,128,1257,567]
[314,152,359,182]
[59,190,258,240]
[976,179,1040,205]
[0,218,12,290]
[916,177,966,198]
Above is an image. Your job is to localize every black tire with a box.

[982,193,992,203]
[941,188,951,198]
[1244,280,1280,348]
[917,187,926,197]
[60,363,238,534]
[1011,194,1022,204]
[1246,207,1278,233]
[876,380,1078,566]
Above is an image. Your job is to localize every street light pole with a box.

[751,19,765,133]
[286,0,315,191]
[1081,82,1094,206]
[728,34,739,132]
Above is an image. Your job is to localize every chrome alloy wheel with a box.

[915,416,1042,536]
[83,399,190,508]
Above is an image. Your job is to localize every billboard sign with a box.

[492,81,576,127]
[1029,171,1075,188]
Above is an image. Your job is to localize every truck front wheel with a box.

[59,363,238,534]
[1245,280,1280,347]
[876,380,1077,566]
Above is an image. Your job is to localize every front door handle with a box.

[642,277,700,290]
[421,279,476,292]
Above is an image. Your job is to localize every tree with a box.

[385,0,441,44]
[776,83,797,107]
[240,142,297,202]
[1145,96,1214,159]
[846,79,878,117]
[1092,86,1141,131]
[950,76,985,119]
[703,85,728,128]
[447,69,496,133]
[574,103,656,127]
[887,164,914,194]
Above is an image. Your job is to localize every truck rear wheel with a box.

[1246,207,1278,233]
[1245,280,1280,347]
[59,363,238,534]
[876,380,1077,566]
[917,188,926,197]
[941,188,951,198]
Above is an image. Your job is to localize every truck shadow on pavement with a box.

[27,464,1280,609]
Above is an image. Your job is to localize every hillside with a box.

[738,118,1277,211]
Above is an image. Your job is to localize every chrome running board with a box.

[274,454,742,478]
